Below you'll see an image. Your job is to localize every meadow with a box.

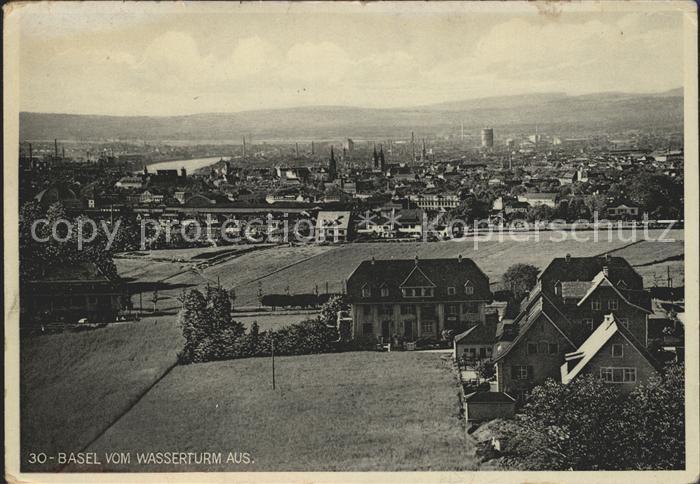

[20,229,684,471]
[162,230,684,306]
[75,351,475,472]
[20,316,183,471]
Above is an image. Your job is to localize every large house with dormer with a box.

[346,257,491,342]
[491,254,656,401]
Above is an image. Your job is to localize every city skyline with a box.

[16,2,686,116]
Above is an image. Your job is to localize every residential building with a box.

[561,314,660,393]
[415,193,460,211]
[607,204,640,219]
[346,256,491,342]
[517,192,558,208]
[316,211,351,242]
[21,262,127,326]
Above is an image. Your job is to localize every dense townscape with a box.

[13,3,691,477]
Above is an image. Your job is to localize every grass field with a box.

[609,237,685,287]
[20,317,182,472]
[160,230,683,306]
[20,230,684,472]
[74,351,474,472]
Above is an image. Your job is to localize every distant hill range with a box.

[20,88,683,142]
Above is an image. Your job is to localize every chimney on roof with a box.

[565,253,571,263]
[458,254,463,263]
[603,265,609,277]
[371,256,375,265]
[415,255,419,266]
[605,252,610,262]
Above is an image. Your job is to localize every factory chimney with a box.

[411,131,415,162]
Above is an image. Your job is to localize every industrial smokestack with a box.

[411,132,415,162]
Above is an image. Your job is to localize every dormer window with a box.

[361,285,371,298]
[401,287,434,298]
[447,286,456,296]
[554,280,562,296]
[380,286,389,297]
[464,281,474,296]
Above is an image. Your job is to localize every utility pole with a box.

[271,332,276,390]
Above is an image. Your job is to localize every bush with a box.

[492,365,685,470]
[179,288,340,364]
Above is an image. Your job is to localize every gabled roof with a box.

[465,391,515,403]
[454,321,497,346]
[539,255,644,294]
[576,271,652,313]
[560,281,591,299]
[400,264,436,288]
[492,293,575,362]
[561,314,660,384]
[347,258,490,302]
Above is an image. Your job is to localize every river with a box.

[146,156,223,173]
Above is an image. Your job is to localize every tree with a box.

[474,359,495,380]
[502,264,539,300]
[505,376,627,470]
[494,365,685,471]
[584,194,607,218]
[617,363,685,469]
[151,290,160,312]
[454,197,490,224]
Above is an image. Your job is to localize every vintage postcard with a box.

[3,1,699,483]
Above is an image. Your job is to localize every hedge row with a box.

[260,293,339,309]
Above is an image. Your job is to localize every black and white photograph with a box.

[3,1,698,482]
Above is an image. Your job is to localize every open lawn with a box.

[20,317,182,472]
[76,351,474,472]
[117,230,684,308]
[609,237,685,287]
[190,230,684,305]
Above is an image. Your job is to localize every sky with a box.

[15,2,688,116]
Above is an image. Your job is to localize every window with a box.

[600,367,636,383]
[363,306,372,317]
[447,286,456,296]
[527,342,538,354]
[362,322,374,335]
[619,318,630,330]
[549,343,559,355]
[464,281,474,295]
[591,300,601,311]
[362,285,371,298]
[608,299,619,310]
[479,347,487,358]
[380,287,389,297]
[612,343,624,358]
[512,365,532,380]
[538,341,549,353]
[421,305,436,319]
[422,320,434,333]
[379,304,393,316]
[400,304,416,315]
[554,280,562,296]
[447,304,458,316]
[402,287,434,298]
[583,318,594,331]
[462,302,479,314]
